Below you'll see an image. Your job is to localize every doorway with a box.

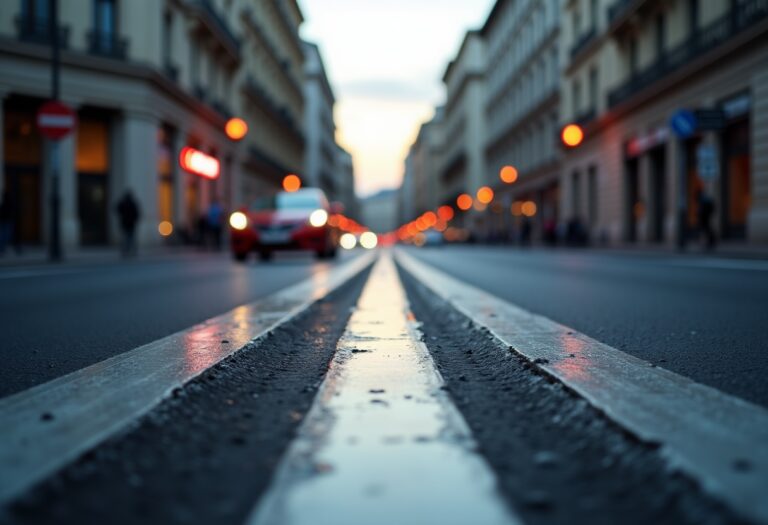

[649,146,666,242]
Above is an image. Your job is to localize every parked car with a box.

[229,188,339,261]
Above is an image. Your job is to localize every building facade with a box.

[334,144,359,219]
[0,0,306,250]
[483,0,561,242]
[440,31,487,232]
[561,0,768,245]
[303,41,336,197]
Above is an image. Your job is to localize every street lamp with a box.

[561,124,584,148]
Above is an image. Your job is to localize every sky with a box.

[299,0,495,197]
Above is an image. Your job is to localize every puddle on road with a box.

[248,253,518,525]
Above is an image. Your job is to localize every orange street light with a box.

[423,211,437,227]
[457,194,473,211]
[476,186,494,204]
[561,124,584,148]
[522,200,538,217]
[437,205,454,221]
[500,165,518,184]
[225,117,248,141]
[283,174,301,192]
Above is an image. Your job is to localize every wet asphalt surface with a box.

[404,246,768,408]
[0,251,361,398]
[400,266,744,525]
[4,264,372,525]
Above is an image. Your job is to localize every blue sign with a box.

[670,109,698,139]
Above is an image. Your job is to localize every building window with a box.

[21,0,49,25]
[93,0,116,38]
[590,0,599,29]
[688,0,699,34]
[628,37,638,76]
[572,79,582,115]
[588,165,598,226]
[573,9,582,39]
[655,13,666,59]
[190,40,200,86]
[162,10,173,66]
[572,170,582,218]
[589,67,598,110]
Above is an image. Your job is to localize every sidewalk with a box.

[469,240,768,260]
[586,241,768,260]
[0,245,227,269]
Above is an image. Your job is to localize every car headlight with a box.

[359,231,378,249]
[340,233,357,250]
[309,209,328,227]
[229,212,248,230]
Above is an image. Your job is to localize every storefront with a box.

[2,96,43,245]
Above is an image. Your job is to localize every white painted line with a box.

[248,253,519,525]
[395,249,768,524]
[0,252,374,506]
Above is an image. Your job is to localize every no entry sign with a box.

[37,101,76,141]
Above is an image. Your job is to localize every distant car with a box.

[229,188,339,261]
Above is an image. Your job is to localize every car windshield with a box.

[250,192,322,211]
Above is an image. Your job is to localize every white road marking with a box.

[248,253,519,525]
[395,249,768,524]
[0,252,375,506]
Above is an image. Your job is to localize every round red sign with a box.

[37,101,76,141]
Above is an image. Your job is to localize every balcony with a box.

[210,100,232,120]
[191,0,241,64]
[16,16,69,48]
[608,0,643,25]
[193,84,208,102]
[163,63,179,83]
[575,107,597,127]
[608,0,768,108]
[87,30,128,59]
[570,28,597,60]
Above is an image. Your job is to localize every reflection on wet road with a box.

[250,253,518,525]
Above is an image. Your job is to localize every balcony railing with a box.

[193,84,208,102]
[608,0,768,108]
[575,107,597,127]
[163,63,179,83]
[210,100,232,119]
[194,0,240,61]
[608,0,642,24]
[16,16,69,47]
[87,30,128,59]
[570,28,597,60]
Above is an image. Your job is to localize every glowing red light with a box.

[179,147,220,179]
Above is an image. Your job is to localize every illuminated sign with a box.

[179,147,220,179]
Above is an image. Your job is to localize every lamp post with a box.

[48,0,62,261]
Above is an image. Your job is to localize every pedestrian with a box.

[116,190,141,257]
[206,200,223,250]
[697,189,716,250]
[0,189,20,256]
[520,218,532,247]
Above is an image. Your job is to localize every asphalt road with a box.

[404,246,768,408]
[0,250,361,398]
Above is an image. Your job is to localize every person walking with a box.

[0,189,19,256]
[116,190,141,257]
[697,189,716,250]
[206,200,223,250]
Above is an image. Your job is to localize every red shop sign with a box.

[179,147,220,179]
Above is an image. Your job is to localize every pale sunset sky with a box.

[299,0,495,197]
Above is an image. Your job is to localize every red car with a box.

[229,188,339,261]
